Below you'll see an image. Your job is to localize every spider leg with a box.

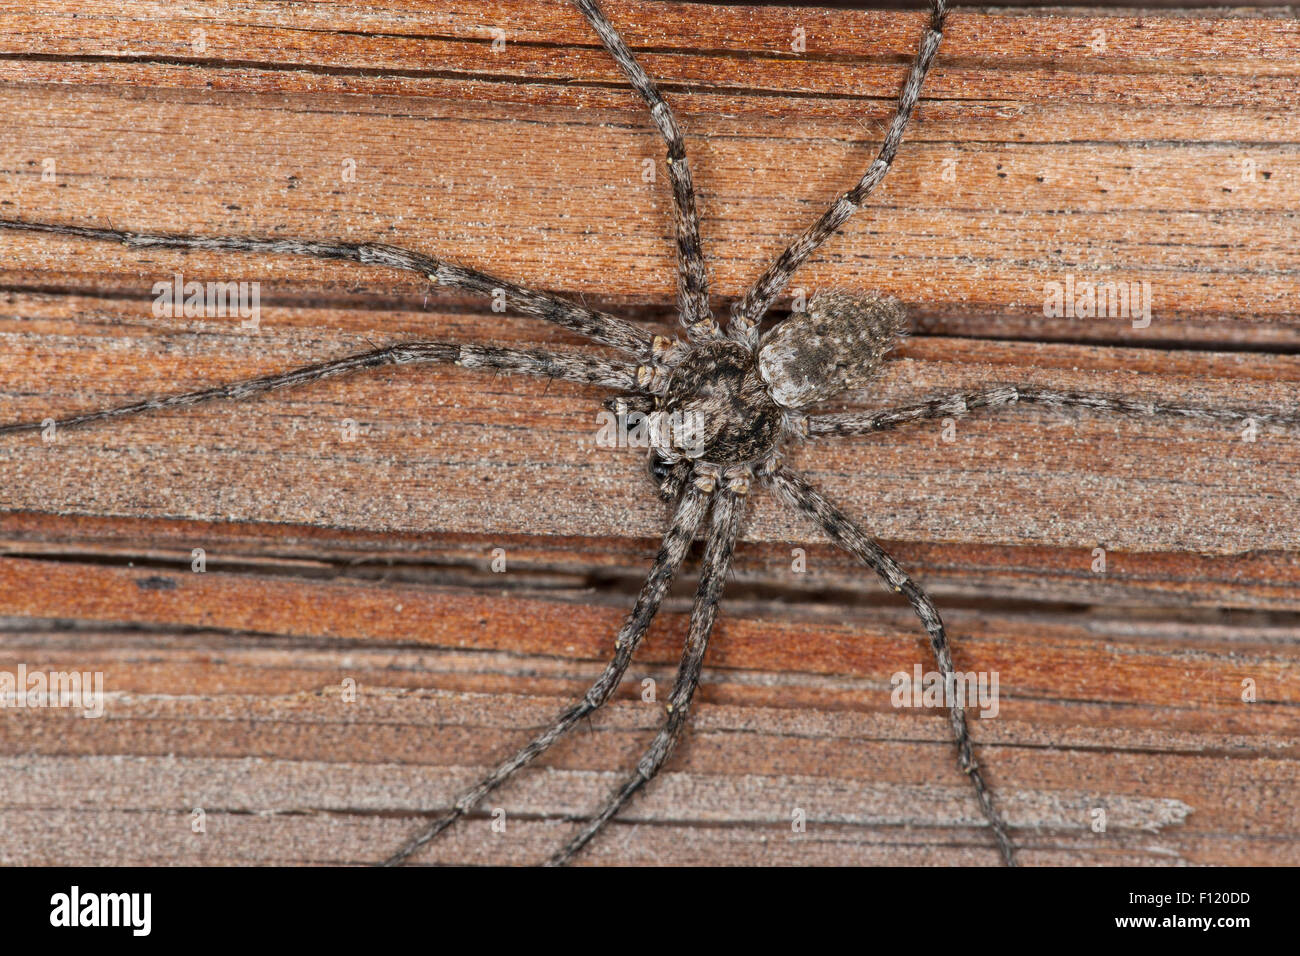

[0,218,655,355]
[546,470,746,866]
[0,343,638,437]
[803,384,1300,438]
[573,0,716,339]
[381,475,713,866]
[730,0,948,336]
[765,464,1017,866]
[649,455,691,502]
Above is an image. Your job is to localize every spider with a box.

[1,0,1295,867]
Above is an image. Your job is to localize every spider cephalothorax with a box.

[652,339,785,466]
[3,0,1293,868]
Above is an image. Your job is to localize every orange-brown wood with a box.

[0,1,1297,865]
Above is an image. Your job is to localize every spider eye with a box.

[648,452,673,486]
[756,291,907,409]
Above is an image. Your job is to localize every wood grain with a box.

[0,1,1296,866]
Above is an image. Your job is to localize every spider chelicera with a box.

[2,0,1295,866]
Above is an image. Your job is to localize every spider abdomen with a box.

[758,291,907,408]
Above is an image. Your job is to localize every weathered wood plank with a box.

[0,2,1296,339]
[0,2,1296,867]
[1,585,1295,864]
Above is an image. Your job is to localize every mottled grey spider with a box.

[2,0,1295,866]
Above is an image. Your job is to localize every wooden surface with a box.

[1,1,1298,866]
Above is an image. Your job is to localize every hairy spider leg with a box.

[382,478,711,865]
[0,219,655,356]
[575,0,716,339]
[0,343,637,437]
[547,472,747,865]
[766,465,1016,866]
[730,0,949,338]
[803,384,1300,437]
[6,1,1287,870]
